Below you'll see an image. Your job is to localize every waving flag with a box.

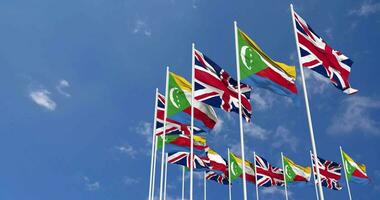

[166,72,218,129]
[255,154,284,187]
[206,171,229,185]
[342,150,369,184]
[229,152,255,183]
[207,149,228,173]
[156,93,205,136]
[237,28,298,96]
[194,49,252,122]
[167,151,210,170]
[156,134,209,156]
[283,156,311,184]
[311,154,343,190]
[293,10,358,94]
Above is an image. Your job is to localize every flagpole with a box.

[159,67,170,200]
[340,146,353,200]
[149,89,159,200]
[152,128,158,200]
[182,166,185,200]
[190,42,195,200]
[234,20,248,200]
[310,150,320,200]
[281,152,289,200]
[204,171,207,200]
[228,148,232,200]
[253,152,259,200]
[164,153,168,200]
[290,4,324,200]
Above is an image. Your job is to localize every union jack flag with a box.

[255,154,284,187]
[167,151,210,170]
[205,171,229,185]
[293,10,358,95]
[311,154,343,190]
[155,93,205,136]
[194,49,252,122]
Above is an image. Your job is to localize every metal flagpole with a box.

[233,20,248,200]
[290,4,324,200]
[310,150,320,200]
[149,89,159,200]
[190,43,195,200]
[164,153,168,200]
[151,128,158,200]
[228,148,232,200]
[281,153,289,200]
[253,152,259,200]
[159,67,170,200]
[204,171,207,200]
[182,166,185,200]
[340,146,353,200]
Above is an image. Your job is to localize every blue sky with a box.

[1,0,380,199]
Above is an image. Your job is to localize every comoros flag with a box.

[166,72,218,129]
[342,150,369,184]
[206,171,229,185]
[207,149,227,173]
[311,154,343,190]
[293,9,358,95]
[237,28,298,96]
[156,134,209,156]
[229,152,255,183]
[155,93,205,136]
[194,49,252,122]
[283,156,311,184]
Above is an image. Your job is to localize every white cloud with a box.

[83,176,100,191]
[244,122,270,140]
[328,96,380,135]
[132,19,152,37]
[212,118,224,134]
[261,187,291,199]
[29,89,57,111]
[302,69,331,95]
[136,121,153,143]
[56,79,71,97]
[123,176,139,185]
[250,88,293,111]
[350,1,380,16]
[271,126,298,152]
[115,144,137,158]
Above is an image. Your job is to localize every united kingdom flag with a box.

[155,93,205,136]
[293,10,358,95]
[167,151,210,170]
[255,154,284,187]
[205,171,229,185]
[194,49,252,122]
[311,154,343,190]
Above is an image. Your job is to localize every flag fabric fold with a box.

[342,150,369,184]
[206,171,230,185]
[237,28,298,96]
[255,154,284,187]
[207,149,228,173]
[167,151,210,170]
[311,154,343,190]
[194,49,252,122]
[156,134,209,156]
[293,10,358,94]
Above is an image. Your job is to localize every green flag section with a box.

[236,28,298,95]
[167,72,191,117]
[229,152,243,181]
[283,156,311,184]
[342,150,369,184]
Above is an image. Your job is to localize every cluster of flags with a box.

[148,5,367,200]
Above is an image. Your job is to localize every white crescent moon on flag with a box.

[230,162,237,176]
[169,87,180,109]
[285,165,292,179]
[240,46,252,70]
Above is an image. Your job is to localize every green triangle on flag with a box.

[167,72,191,117]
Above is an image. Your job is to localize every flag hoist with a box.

[290,4,325,200]
[233,21,249,200]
